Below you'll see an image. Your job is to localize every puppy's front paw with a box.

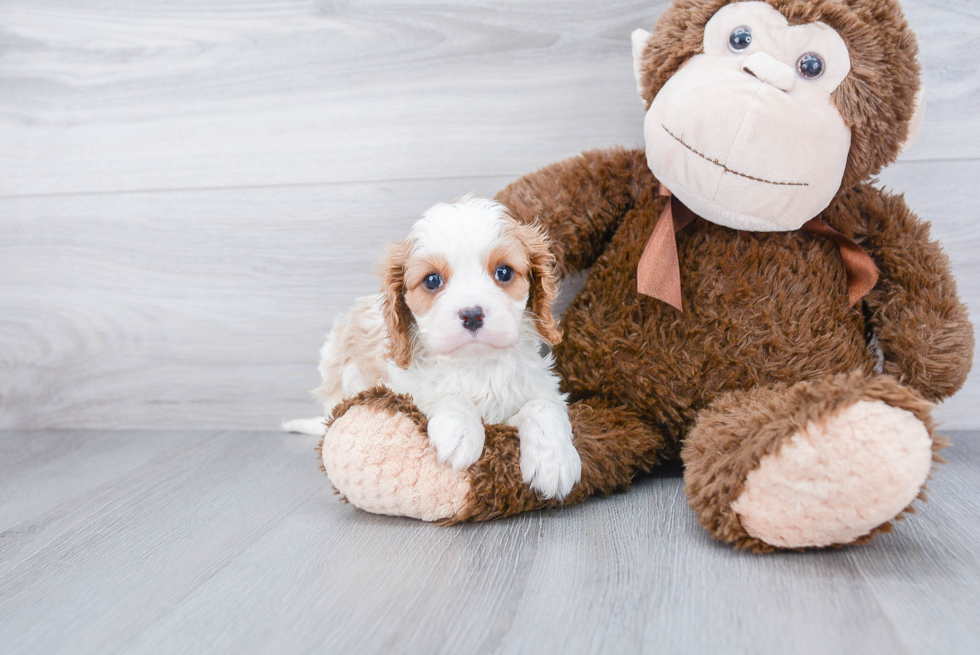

[427,410,486,470]
[516,400,582,500]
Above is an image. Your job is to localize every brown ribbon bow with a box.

[636,184,879,310]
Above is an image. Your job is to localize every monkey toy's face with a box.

[640,1,855,231]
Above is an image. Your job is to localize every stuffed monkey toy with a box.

[319,0,974,551]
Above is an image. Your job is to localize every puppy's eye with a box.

[494,265,514,283]
[728,26,752,52]
[422,273,443,290]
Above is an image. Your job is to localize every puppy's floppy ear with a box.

[379,240,415,368]
[512,219,562,345]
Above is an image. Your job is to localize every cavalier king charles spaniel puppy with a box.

[286,196,581,500]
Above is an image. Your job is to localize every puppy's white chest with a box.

[388,354,531,424]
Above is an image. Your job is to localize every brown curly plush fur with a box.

[453,399,668,523]
[489,139,972,548]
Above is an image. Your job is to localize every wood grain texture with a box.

[0,0,977,429]
[0,0,976,198]
[0,428,978,654]
[0,0,662,197]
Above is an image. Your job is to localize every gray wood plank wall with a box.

[1,0,978,430]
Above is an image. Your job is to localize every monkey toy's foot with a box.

[683,373,943,552]
[319,388,472,521]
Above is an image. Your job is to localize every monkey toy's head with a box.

[633,0,925,231]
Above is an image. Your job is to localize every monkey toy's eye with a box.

[422,273,443,290]
[494,265,514,283]
[728,26,752,52]
[797,52,825,79]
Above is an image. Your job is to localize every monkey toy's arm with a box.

[496,146,656,276]
[859,186,974,402]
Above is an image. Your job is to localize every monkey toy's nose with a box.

[741,51,795,92]
[459,306,485,332]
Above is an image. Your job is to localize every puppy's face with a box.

[382,197,560,367]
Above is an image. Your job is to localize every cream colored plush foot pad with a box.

[322,406,471,521]
[731,400,933,548]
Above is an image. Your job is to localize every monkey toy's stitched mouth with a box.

[662,125,809,188]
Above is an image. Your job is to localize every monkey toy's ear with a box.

[899,90,927,156]
[631,29,652,99]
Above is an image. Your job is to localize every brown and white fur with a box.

[286,196,582,500]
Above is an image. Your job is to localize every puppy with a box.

[285,196,582,500]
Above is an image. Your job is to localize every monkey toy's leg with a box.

[681,372,943,552]
[320,388,668,522]
[461,397,668,521]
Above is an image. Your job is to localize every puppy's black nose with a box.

[459,306,484,332]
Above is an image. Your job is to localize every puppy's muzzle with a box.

[459,306,485,332]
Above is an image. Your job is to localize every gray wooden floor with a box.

[1,428,977,654]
